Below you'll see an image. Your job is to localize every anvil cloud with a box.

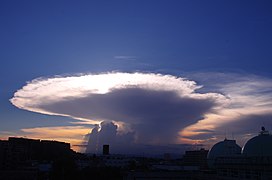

[10,72,272,152]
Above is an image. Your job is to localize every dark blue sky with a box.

[1,0,272,149]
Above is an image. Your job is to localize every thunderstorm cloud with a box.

[10,72,272,153]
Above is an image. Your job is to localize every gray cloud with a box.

[219,113,272,144]
[85,121,194,155]
[10,72,272,153]
[37,87,217,144]
[86,121,135,154]
[185,112,272,149]
[180,72,272,147]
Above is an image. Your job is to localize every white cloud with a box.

[180,73,272,146]
[10,72,226,122]
[114,56,136,61]
[10,72,227,146]
[10,72,272,150]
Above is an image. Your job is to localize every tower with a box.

[103,144,109,155]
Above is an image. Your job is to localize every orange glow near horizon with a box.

[19,126,91,152]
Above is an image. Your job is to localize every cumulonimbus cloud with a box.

[10,72,227,146]
[10,72,272,152]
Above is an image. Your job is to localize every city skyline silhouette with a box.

[1,1,272,178]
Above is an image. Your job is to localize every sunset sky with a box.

[1,0,272,153]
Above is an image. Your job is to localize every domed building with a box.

[242,127,272,157]
[207,127,272,179]
[207,139,241,168]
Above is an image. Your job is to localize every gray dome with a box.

[208,139,241,168]
[242,129,272,157]
[208,139,241,159]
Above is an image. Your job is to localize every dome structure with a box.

[242,127,272,157]
[208,139,242,159]
[207,139,241,168]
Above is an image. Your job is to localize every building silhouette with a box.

[126,127,272,179]
[103,144,110,155]
[208,138,241,168]
[182,148,209,170]
[0,137,74,179]
[1,127,272,179]
[207,127,272,179]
